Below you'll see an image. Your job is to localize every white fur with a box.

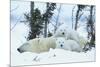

[54,24,87,48]
[56,37,82,52]
[17,37,56,53]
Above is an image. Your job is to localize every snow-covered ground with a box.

[11,1,95,66]
[11,23,95,66]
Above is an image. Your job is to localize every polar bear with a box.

[17,37,56,53]
[53,24,79,41]
[56,37,82,52]
[53,24,87,48]
[53,24,68,38]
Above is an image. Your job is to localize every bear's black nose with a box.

[17,48,20,52]
[17,48,23,53]
[60,44,63,47]
[62,32,64,35]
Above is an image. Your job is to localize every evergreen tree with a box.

[48,31,53,37]
[86,5,95,47]
[42,3,56,37]
[24,2,43,40]
[24,2,56,40]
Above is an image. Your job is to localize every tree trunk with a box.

[90,6,95,46]
[75,7,80,30]
[44,3,49,38]
[54,4,61,33]
[72,6,75,29]
[30,2,34,22]
[44,20,48,38]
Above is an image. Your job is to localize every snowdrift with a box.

[11,23,95,66]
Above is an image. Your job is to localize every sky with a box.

[11,1,76,25]
[11,0,78,34]
[11,0,95,38]
[11,0,95,25]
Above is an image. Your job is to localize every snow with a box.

[11,1,95,66]
[11,44,95,66]
[11,22,95,66]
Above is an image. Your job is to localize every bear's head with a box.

[17,42,33,53]
[56,37,66,49]
[55,25,68,38]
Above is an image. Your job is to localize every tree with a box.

[48,30,53,37]
[86,5,95,47]
[42,3,56,38]
[30,2,34,23]
[54,4,61,32]
[24,2,44,40]
[74,5,86,30]
[72,6,75,29]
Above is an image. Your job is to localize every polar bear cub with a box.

[56,37,82,52]
[54,24,87,48]
[53,24,80,42]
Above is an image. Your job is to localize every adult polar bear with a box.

[17,37,56,53]
[53,24,87,48]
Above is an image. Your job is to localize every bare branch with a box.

[11,15,22,31]
[11,6,19,12]
[49,21,56,27]
[52,16,57,22]
[72,6,76,29]
[78,12,84,20]
[54,4,61,32]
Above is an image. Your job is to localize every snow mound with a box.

[11,23,95,66]
[11,48,95,66]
